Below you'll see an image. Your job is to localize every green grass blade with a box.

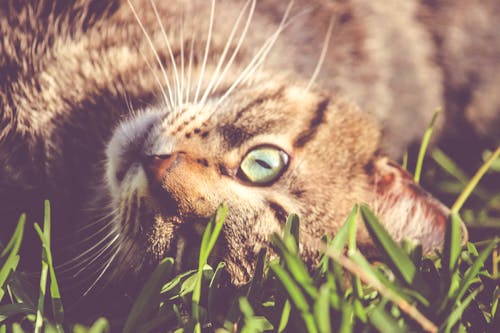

[443,286,482,333]
[0,214,26,258]
[33,258,48,333]
[270,262,318,333]
[88,318,110,333]
[160,269,197,300]
[192,205,227,331]
[414,110,440,184]
[239,297,273,332]
[451,145,500,213]
[315,205,357,281]
[345,205,366,321]
[11,323,25,333]
[347,205,358,251]
[369,302,407,333]
[277,300,291,333]
[34,211,64,332]
[0,215,26,302]
[454,238,499,302]
[360,205,426,292]
[123,257,174,333]
[203,204,228,264]
[0,303,34,323]
[338,303,354,333]
[284,214,300,250]
[431,148,470,185]
[402,150,408,171]
[74,318,110,333]
[349,250,429,306]
[271,234,317,299]
[442,213,463,300]
[332,205,358,252]
[314,285,332,333]
[42,201,64,327]
[0,256,19,302]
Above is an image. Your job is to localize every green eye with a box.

[239,146,289,185]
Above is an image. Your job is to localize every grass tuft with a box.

[1,143,499,332]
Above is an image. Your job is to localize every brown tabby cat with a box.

[1,0,497,311]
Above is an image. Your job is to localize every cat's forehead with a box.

[161,81,322,153]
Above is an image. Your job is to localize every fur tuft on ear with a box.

[371,157,468,254]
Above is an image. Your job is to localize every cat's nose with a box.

[142,152,181,184]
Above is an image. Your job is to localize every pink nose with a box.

[143,152,180,184]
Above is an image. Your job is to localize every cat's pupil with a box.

[256,159,272,169]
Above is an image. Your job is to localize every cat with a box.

[2,0,497,314]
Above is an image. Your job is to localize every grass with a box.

[1,138,499,331]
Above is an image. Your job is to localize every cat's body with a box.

[0,0,496,316]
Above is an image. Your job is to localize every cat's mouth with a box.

[172,222,205,272]
[140,211,220,274]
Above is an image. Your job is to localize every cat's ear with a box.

[370,157,468,254]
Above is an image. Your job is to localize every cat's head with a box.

[102,74,466,283]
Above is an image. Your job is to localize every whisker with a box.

[237,2,306,88]
[138,29,172,109]
[75,219,117,248]
[127,0,175,109]
[72,233,121,278]
[306,16,334,91]
[211,0,256,96]
[199,0,253,104]
[82,243,123,297]
[55,224,121,271]
[193,0,216,103]
[247,4,314,86]
[215,0,294,108]
[179,14,185,107]
[75,207,119,233]
[150,0,182,110]
[186,31,196,105]
[123,91,134,116]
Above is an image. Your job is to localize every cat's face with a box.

[103,73,456,283]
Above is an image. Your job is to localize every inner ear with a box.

[370,157,467,254]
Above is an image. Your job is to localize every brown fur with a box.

[1,0,496,309]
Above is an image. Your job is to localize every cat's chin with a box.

[136,214,257,286]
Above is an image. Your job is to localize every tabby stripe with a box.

[293,97,330,148]
[233,87,285,122]
[267,200,288,223]
[218,163,231,176]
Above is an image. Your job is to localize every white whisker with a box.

[76,219,117,247]
[238,2,306,88]
[150,0,182,109]
[127,0,175,109]
[211,0,256,95]
[179,15,185,106]
[75,207,119,233]
[186,31,196,105]
[73,233,121,278]
[138,39,171,108]
[200,0,253,104]
[215,1,294,107]
[56,224,121,270]
[194,0,216,103]
[82,243,122,297]
[306,16,334,91]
